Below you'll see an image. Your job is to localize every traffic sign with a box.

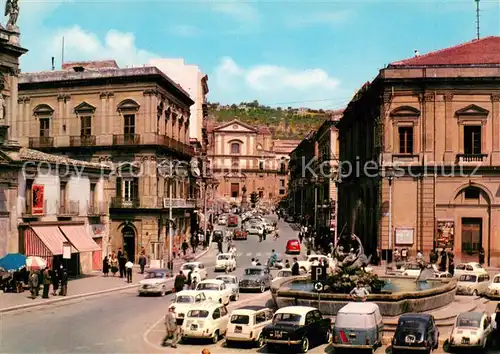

[314,282,323,292]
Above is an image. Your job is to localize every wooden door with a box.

[92,237,102,271]
[461,218,482,255]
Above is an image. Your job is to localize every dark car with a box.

[212,230,223,243]
[392,313,439,354]
[263,306,331,353]
[285,215,295,223]
[233,229,247,240]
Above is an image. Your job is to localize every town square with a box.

[0,1,500,353]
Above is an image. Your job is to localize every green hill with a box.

[208,100,330,139]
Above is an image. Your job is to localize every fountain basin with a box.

[271,275,457,317]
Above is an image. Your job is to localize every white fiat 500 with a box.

[215,275,240,301]
[454,262,488,278]
[486,273,500,298]
[196,279,232,305]
[448,311,493,350]
[456,273,490,296]
[168,290,207,325]
[215,253,237,272]
[181,301,229,343]
[181,262,208,283]
[226,306,273,348]
[297,254,334,273]
[138,269,170,296]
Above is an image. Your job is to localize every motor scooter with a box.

[267,257,284,270]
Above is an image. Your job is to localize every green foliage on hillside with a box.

[208,101,329,139]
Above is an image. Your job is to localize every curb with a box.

[0,245,214,314]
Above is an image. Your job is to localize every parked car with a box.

[285,215,294,223]
[401,263,424,277]
[332,302,383,351]
[181,262,208,283]
[455,262,488,278]
[239,266,273,293]
[391,313,439,354]
[228,215,238,227]
[181,301,229,343]
[215,275,240,300]
[215,253,237,272]
[434,272,453,279]
[275,269,293,280]
[297,254,334,273]
[286,239,301,254]
[485,273,500,299]
[262,306,331,353]
[168,290,207,325]
[226,306,273,347]
[138,269,170,296]
[212,230,224,243]
[448,311,493,350]
[233,229,247,240]
[457,273,490,296]
[196,279,232,305]
[246,224,264,235]
[218,216,228,226]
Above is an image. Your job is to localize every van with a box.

[332,302,383,352]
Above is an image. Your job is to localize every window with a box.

[259,160,264,170]
[124,114,135,135]
[164,179,171,198]
[464,187,480,199]
[25,179,33,213]
[259,191,263,198]
[230,143,240,154]
[280,179,285,188]
[398,126,413,154]
[89,183,96,209]
[231,158,239,169]
[280,159,286,172]
[123,178,139,202]
[231,183,239,198]
[464,126,481,154]
[39,118,50,137]
[80,116,92,136]
[279,189,285,195]
[60,182,67,209]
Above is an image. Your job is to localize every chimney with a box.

[73,66,85,72]
[414,49,420,57]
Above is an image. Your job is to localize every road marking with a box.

[245,252,252,256]
[256,252,261,256]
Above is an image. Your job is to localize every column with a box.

[57,95,64,136]
[24,97,30,139]
[108,93,116,135]
[65,95,72,142]
[99,92,107,137]
[423,93,435,161]
[491,94,500,164]
[143,91,151,135]
[443,93,455,162]
[17,98,23,137]
[9,74,18,139]
[150,95,157,134]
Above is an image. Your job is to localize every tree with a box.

[250,191,259,208]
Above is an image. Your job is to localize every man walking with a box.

[42,267,51,298]
[291,257,300,276]
[117,248,125,278]
[28,270,39,299]
[138,253,147,274]
[174,270,186,292]
[164,306,179,348]
[125,259,134,283]
[59,267,68,296]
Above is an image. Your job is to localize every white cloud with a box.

[211,57,344,108]
[210,0,259,23]
[171,25,201,37]
[287,10,351,27]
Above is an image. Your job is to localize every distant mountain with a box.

[207,101,342,139]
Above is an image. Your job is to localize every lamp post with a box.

[387,170,395,262]
[333,175,341,247]
[311,176,318,231]
[158,161,175,272]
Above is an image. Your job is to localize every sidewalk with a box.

[0,246,212,313]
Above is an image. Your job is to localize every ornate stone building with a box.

[17,60,197,263]
[337,36,500,265]
[207,119,298,207]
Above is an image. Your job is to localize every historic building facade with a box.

[337,36,500,265]
[17,60,197,264]
[207,119,297,207]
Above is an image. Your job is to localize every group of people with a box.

[102,248,137,283]
[164,305,212,352]
[28,265,69,299]
[173,268,197,293]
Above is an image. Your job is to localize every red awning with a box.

[59,225,100,252]
[30,226,69,255]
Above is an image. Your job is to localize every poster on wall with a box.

[436,220,455,248]
[395,228,414,245]
[32,185,45,215]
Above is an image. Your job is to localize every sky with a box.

[16,0,500,109]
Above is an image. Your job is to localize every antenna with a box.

[61,36,65,68]
[51,57,55,70]
[475,0,480,39]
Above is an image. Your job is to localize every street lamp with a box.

[333,175,341,247]
[387,169,395,262]
[158,161,176,272]
[310,176,318,230]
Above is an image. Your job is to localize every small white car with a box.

[216,275,240,300]
[434,271,453,279]
[226,306,273,347]
[456,273,491,296]
[169,290,207,325]
[454,262,488,278]
[297,255,334,273]
[218,216,228,225]
[196,279,232,305]
[246,224,264,235]
[485,273,500,298]
[215,253,237,272]
[138,269,170,296]
[181,262,208,283]
[275,269,293,280]
[181,301,229,343]
[449,311,493,350]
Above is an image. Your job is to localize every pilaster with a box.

[443,93,455,162]
[491,94,500,165]
[99,92,107,138]
[23,96,30,142]
[423,93,435,161]
[57,94,65,136]
[9,73,18,139]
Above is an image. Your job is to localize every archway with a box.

[122,226,136,262]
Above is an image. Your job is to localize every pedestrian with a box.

[262,229,267,241]
[117,248,126,278]
[174,270,186,292]
[28,270,39,299]
[493,303,500,347]
[429,249,438,264]
[138,253,147,274]
[479,247,485,265]
[285,259,290,268]
[186,269,193,289]
[172,244,178,259]
[298,231,303,244]
[439,249,447,272]
[164,306,179,348]
[401,248,408,262]
[291,257,299,276]
[191,276,198,290]
[59,267,68,296]
[217,240,223,254]
[51,268,59,295]
[448,249,455,276]
[350,282,369,302]
[102,256,109,277]
[125,259,134,283]
[181,240,189,257]
[416,249,423,263]
[42,267,51,298]
[109,252,118,276]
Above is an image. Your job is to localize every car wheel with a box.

[300,337,309,353]
[324,329,332,344]
[255,333,264,348]
[260,283,265,293]
[219,298,222,303]
[212,330,219,344]
[473,290,478,296]
[225,339,233,347]
[267,343,277,352]
[232,292,239,301]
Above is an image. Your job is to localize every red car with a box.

[286,239,301,254]
[233,229,247,240]
[227,215,238,227]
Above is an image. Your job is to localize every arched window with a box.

[231,142,240,154]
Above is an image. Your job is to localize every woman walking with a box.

[103,256,110,277]
[110,252,119,276]
[51,268,59,296]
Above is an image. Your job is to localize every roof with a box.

[390,36,500,66]
[2,147,110,170]
[62,60,119,70]
[338,302,379,314]
[276,306,317,315]
[199,279,225,284]
[232,306,270,314]
[399,313,432,321]
[457,312,485,321]
[185,301,222,311]
[174,290,203,296]
[213,119,258,133]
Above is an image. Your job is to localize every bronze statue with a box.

[5,0,19,30]
[333,233,371,271]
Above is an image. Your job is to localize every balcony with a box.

[456,154,488,163]
[70,135,96,147]
[161,198,196,209]
[87,201,107,216]
[22,201,47,217]
[156,135,195,157]
[113,134,140,146]
[110,197,140,208]
[29,137,54,149]
[58,201,80,216]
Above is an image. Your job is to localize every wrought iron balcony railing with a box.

[29,137,54,149]
[87,201,107,216]
[110,197,140,208]
[58,200,80,216]
[456,154,488,163]
[113,134,140,146]
[70,135,96,147]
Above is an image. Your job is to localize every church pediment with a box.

[390,106,420,117]
[74,101,96,113]
[214,120,257,133]
[455,104,489,116]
